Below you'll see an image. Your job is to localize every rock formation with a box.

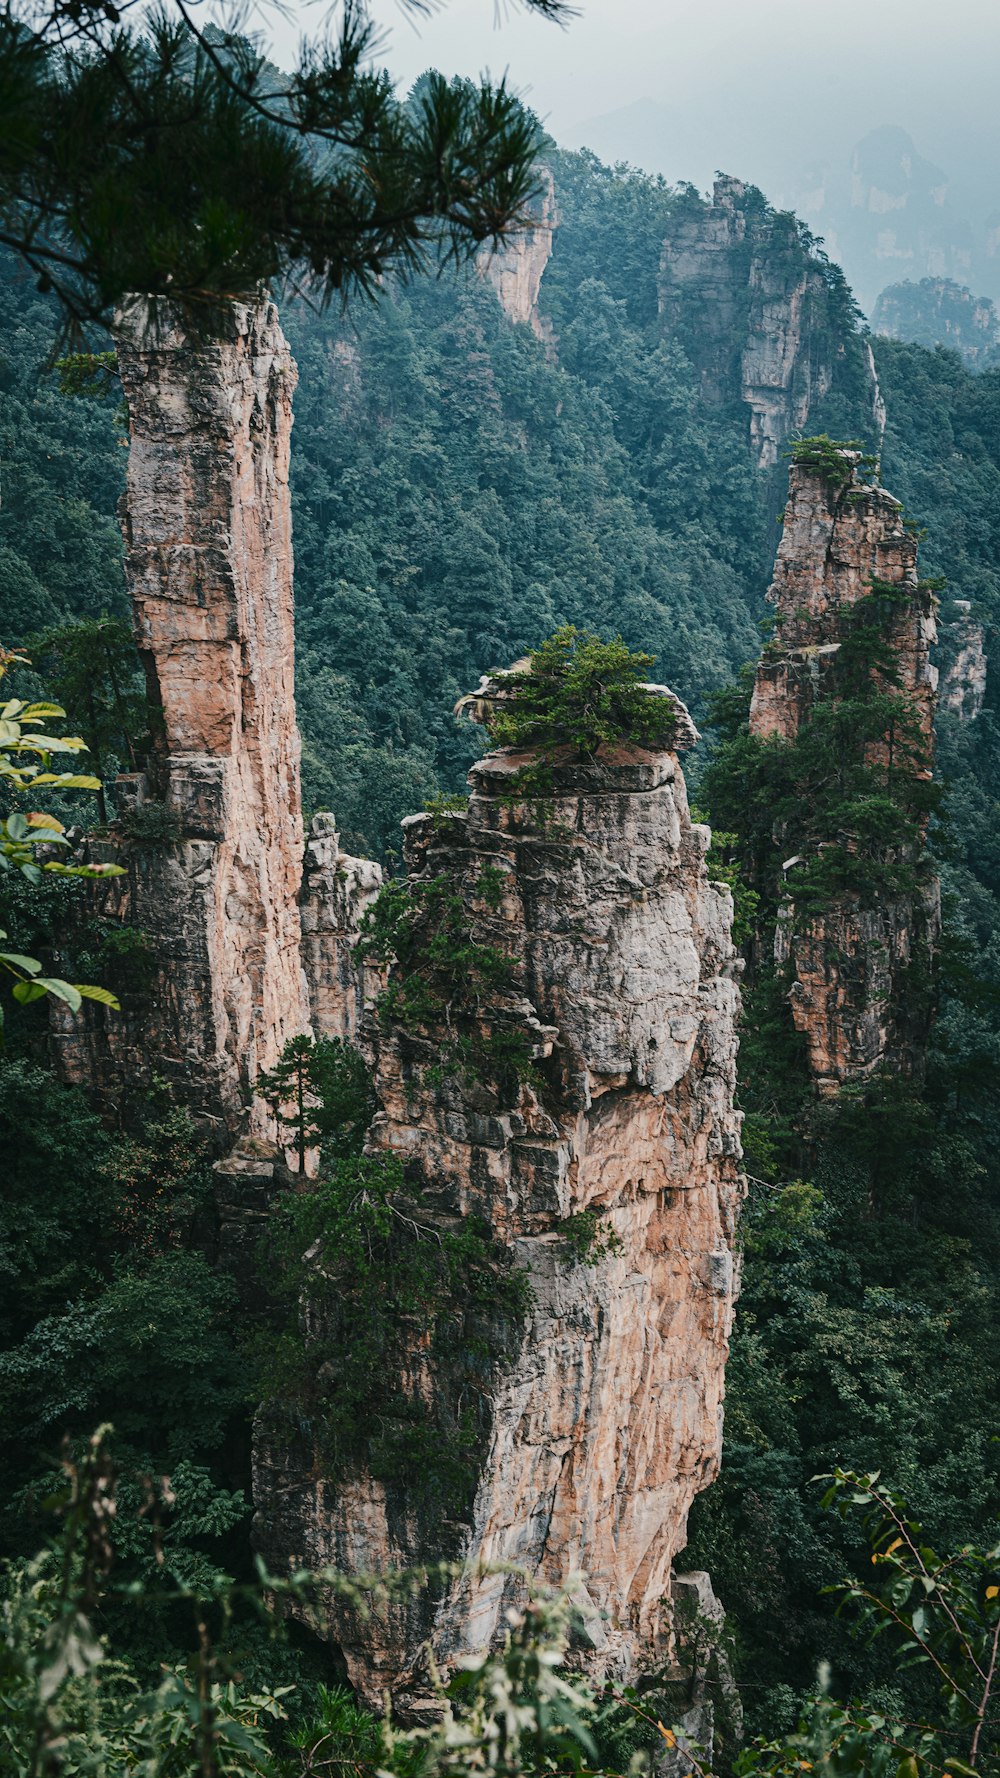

[873,278,1000,369]
[51,297,308,1141]
[51,298,377,1143]
[939,600,987,721]
[659,176,884,468]
[253,733,744,1705]
[300,812,383,1041]
[480,166,556,346]
[749,452,940,1091]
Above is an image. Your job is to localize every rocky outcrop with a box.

[749,453,940,1092]
[658,176,882,468]
[253,737,744,1704]
[873,278,1000,369]
[939,600,987,721]
[480,167,556,346]
[300,812,383,1040]
[51,297,311,1142]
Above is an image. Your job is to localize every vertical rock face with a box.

[479,167,556,345]
[658,176,882,468]
[749,456,940,1091]
[53,298,310,1141]
[300,812,383,1041]
[939,600,987,721]
[253,738,744,1704]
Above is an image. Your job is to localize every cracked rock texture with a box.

[52,297,310,1142]
[50,297,397,1149]
[253,741,745,1704]
[749,456,940,1091]
[300,812,383,1040]
[658,176,884,468]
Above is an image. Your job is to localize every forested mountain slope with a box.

[3,143,1000,1747]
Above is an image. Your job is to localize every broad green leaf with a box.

[31,978,83,1012]
[32,772,102,789]
[76,984,121,1010]
[0,952,42,974]
[12,980,48,1004]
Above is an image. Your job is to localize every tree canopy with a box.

[0,0,568,335]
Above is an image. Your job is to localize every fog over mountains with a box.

[338,0,1000,320]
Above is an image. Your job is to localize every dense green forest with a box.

[3,142,1000,1771]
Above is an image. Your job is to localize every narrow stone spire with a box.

[749,452,940,1092]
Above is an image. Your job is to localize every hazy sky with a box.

[266,0,1000,214]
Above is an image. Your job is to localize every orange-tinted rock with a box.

[51,297,310,1141]
[253,743,745,1703]
[749,454,940,1092]
[479,167,557,346]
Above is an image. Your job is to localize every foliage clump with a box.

[257,1033,374,1174]
[359,865,534,1097]
[789,435,879,489]
[261,1154,532,1523]
[483,624,678,764]
[560,1209,625,1268]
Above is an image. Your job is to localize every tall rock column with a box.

[253,736,745,1705]
[748,453,940,1090]
[53,298,310,1142]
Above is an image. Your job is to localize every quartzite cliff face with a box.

[51,298,378,1141]
[749,455,940,1091]
[254,737,745,1704]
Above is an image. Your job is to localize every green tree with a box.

[27,617,146,822]
[257,1033,372,1174]
[0,0,567,337]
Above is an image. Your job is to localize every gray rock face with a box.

[658,176,883,468]
[253,742,744,1704]
[300,812,383,1041]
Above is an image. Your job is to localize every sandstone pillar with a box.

[749,454,940,1091]
[253,737,745,1704]
[52,298,310,1143]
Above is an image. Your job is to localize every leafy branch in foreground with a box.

[739,1471,1000,1778]
[0,647,123,1030]
[0,0,566,338]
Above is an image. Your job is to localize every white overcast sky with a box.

[259,0,1000,216]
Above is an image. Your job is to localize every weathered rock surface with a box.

[939,599,987,721]
[873,277,1000,369]
[749,454,940,1091]
[253,741,744,1703]
[658,176,884,468]
[51,297,310,1142]
[480,167,557,346]
[300,812,383,1040]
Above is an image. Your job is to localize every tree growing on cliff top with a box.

[0,0,569,338]
[477,626,680,760]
